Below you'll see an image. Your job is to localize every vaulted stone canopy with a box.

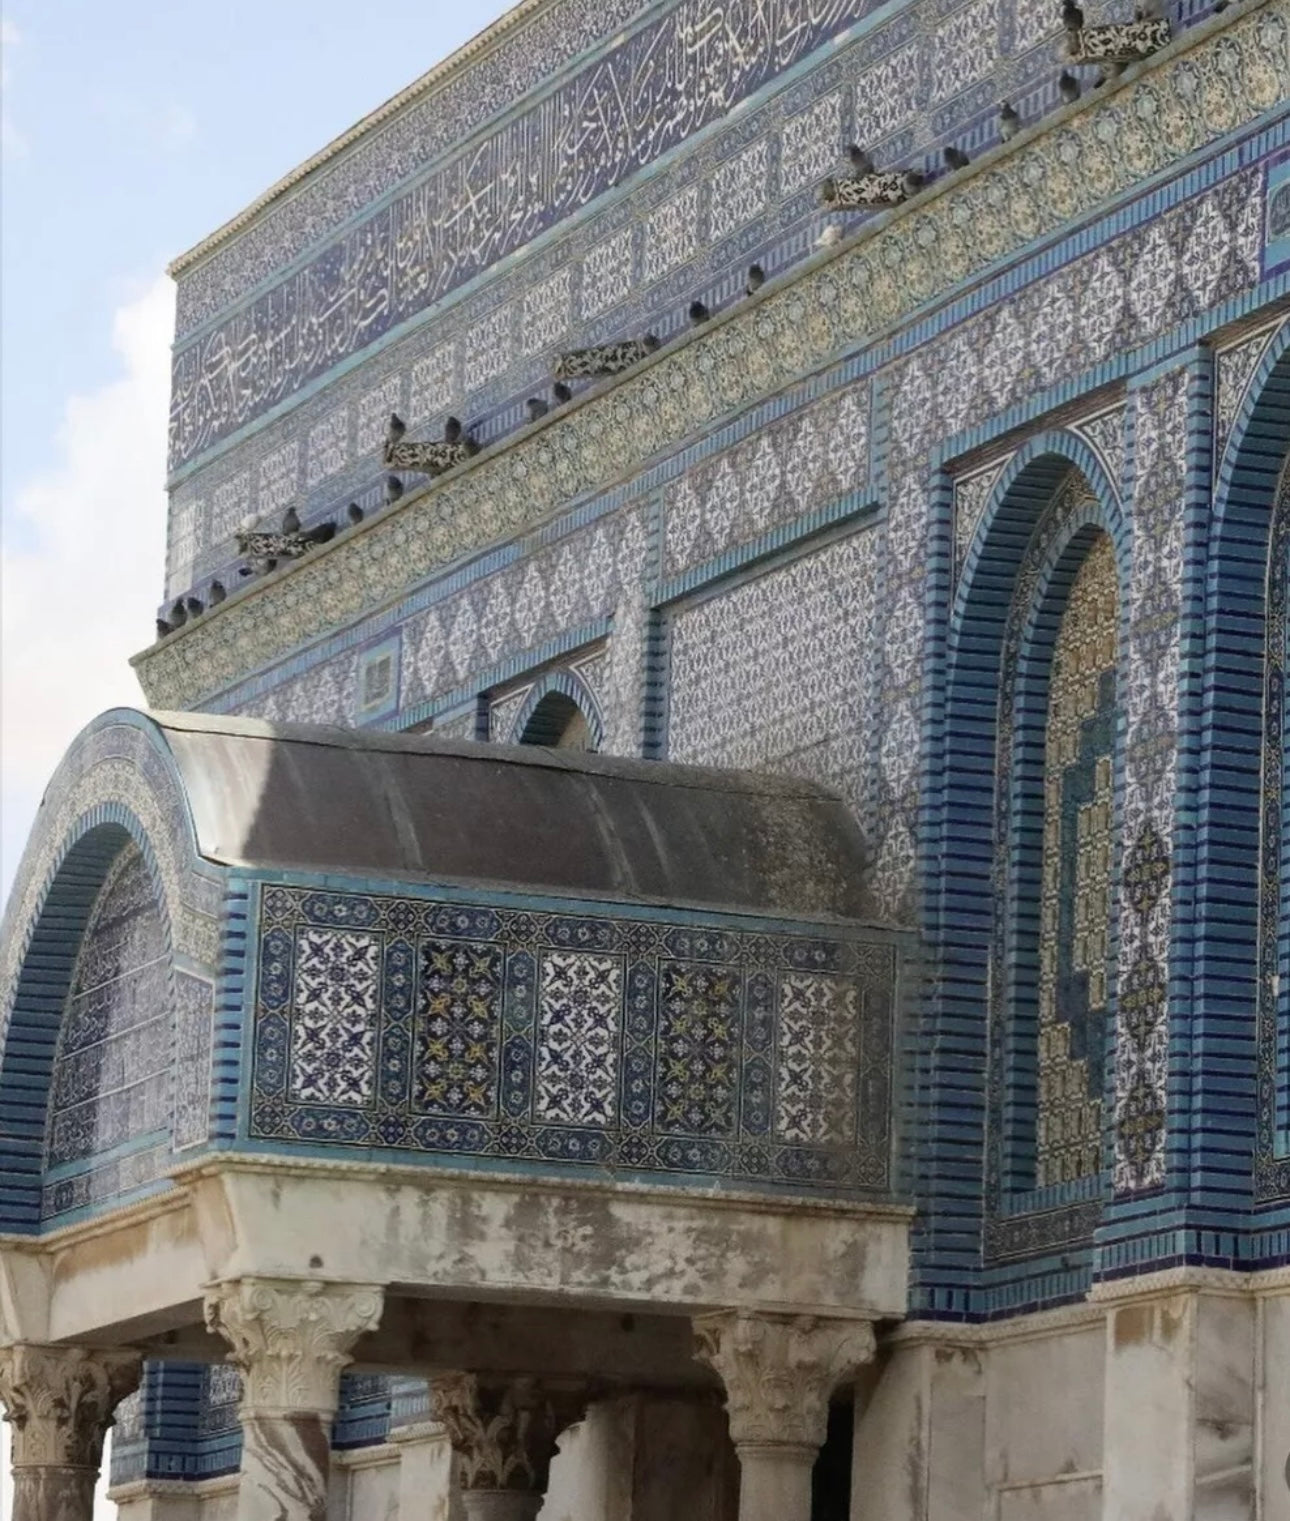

[0,708,910,1519]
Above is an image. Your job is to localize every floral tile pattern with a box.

[250,886,900,1192]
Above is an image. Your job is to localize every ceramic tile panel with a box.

[250,885,900,1191]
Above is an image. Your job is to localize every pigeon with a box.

[816,224,844,249]
[347,502,365,525]
[902,168,927,196]
[688,299,711,325]
[386,412,407,444]
[443,416,463,443]
[999,101,1021,140]
[385,475,404,504]
[156,618,173,640]
[184,595,205,618]
[1061,0,1084,32]
[209,580,226,605]
[944,145,971,170]
[168,601,187,628]
[281,506,300,534]
[642,334,661,353]
[1059,69,1081,102]
[526,397,549,422]
[847,144,875,174]
[745,263,765,295]
[553,381,573,404]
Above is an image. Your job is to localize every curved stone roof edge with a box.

[137,709,878,923]
[149,707,846,799]
[168,0,560,277]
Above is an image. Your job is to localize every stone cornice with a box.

[168,1151,916,1222]
[134,0,1287,711]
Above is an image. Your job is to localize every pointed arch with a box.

[0,711,220,1229]
[936,429,1130,1273]
[1198,320,1290,1208]
[510,668,605,750]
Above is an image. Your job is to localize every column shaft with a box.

[731,1443,816,1521]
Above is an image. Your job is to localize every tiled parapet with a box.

[246,883,903,1196]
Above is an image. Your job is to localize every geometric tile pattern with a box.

[657,962,740,1136]
[662,383,871,577]
[666,528,879,836]
[870,163,1262,919]
[46,845,172,1171]
[1113,368,1189,1193]
[415,939,504,1118]
[776,972,859,1146]
[289,929,381,1107]
[1035,531,1118,1188]
[250,886,900,1192]
[535,951,622,1126]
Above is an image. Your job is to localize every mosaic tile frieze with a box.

[168,0,883,472]
[250,886,900,1191]
[172,0,653,335]
[662,382,871,578]
[162,0,1226,550]
[1115,366,1190,1193]
[136,9,1286,713]
[665,528,880,838]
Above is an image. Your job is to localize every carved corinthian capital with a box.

[430,1373,582,1493]
[0,1343,141,1468]
[203,1279,383,1417]
[693,1312,876,1450]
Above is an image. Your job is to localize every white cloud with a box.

[1,276,173,898]
[1,17,26,159]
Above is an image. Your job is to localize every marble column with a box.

[0,1341,141,1521]
[694,1311,875,1521]
[204,1277,384,1521]
[430,1371,583,1521]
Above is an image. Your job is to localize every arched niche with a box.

[0,711,220,1229]
[1201,320,1290,1205]
[937,431,1129,1260]
[511,669,605,751]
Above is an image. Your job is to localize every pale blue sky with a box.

[1,0,514,898]
[0,3,513,1506]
